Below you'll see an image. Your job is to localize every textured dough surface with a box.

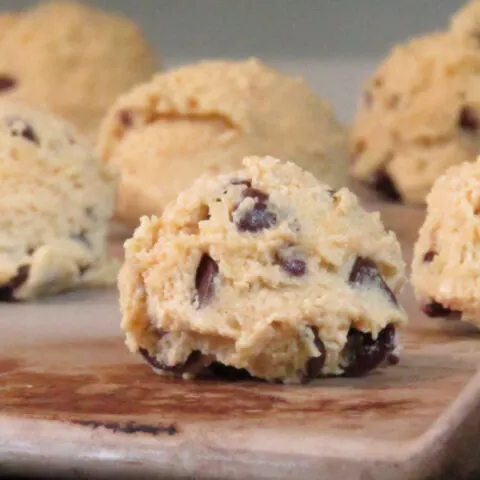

[99,58,348,226]
[0,100,118,300]
[0,0,159,139]
[350,25,480,204]
[119,156,407,384]
[412,158,480,327]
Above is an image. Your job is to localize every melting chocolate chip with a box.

[459,106,479,132]
[275,251,307,277]
[0,74,16,92]
[194,254,219,307]
[118,109,133,128]
[230,178,252,187]
[6,117,39,144]
[0,265,29,302]
[139,348,212,376]
[422,300,453,318]
[305,326,326,380]
[371,170,402,202]
[349,256,397,305]
[341,324,397,377]
[423,250,437,263]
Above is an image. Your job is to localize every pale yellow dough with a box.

[412,158,480,327]
[99,58,348,226]
[119,156,406,384]
[0,1,160,139]
[0,101,118,300]
[351,6,480,204]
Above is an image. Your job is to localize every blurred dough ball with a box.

[99,58,348,226]
[350,31,480,204]
[0,1,160,140]
[450,0,480,39]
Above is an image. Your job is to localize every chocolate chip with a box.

[459,106,479,132]
[241,187,269,203]
[118,109,133,128]
[6,117,39,144]
[423,250,437,263]
[236,203,277,232]
[275,251,307,277]
[341,324,397,377]
[349,256,397,305]
[0,74,16,92]
[370,170,402,202]
[139,348,212,376]
[422,300,453,318]
[208,362,254,381]
[194,254,219,308]
[230,178,252,187]
[305,326,326,380]
[0,265,29,302]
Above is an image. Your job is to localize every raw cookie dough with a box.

[0,0,160,139]
[450,0,480,39]
[99,58,348,226]
[0,100,118,300]
[119,156,407,384]
[350,30,480,204]
[411,158,480,327]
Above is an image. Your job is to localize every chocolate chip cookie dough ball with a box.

[0,101,118,300]
[412,158,480,328]
[119,156,406,384]
[0,1,159,139]
[99,58,348,226]
[351,31,480,204]
[450,0,480,39]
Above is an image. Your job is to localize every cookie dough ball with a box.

[351,32,480,204]
[0,101,118,300]
[99,58,348,226]
[412,159,480,327]
[0,1,159,139]
[450,0,480,39]
[119,156,406,384]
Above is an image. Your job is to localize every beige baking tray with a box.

[1,200,479,480]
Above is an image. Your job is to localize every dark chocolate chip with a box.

[341,324,397,377]
[305,326,326,380]
[118,109,133,128]
[275,251,307,277]
[139,348,212,376]
[208,362,254,381]
[230,178,252,187]
[0,74,16,92]
[0,265,29,302]
[349,256,397,305]
[236,202,277,232]
[422,300,453,318]
[241,187,269,203]
[194,253,219,308]
[6,116,39,144]
[459,106,479,132]
[370,170,402,202]
[423,250,437,263]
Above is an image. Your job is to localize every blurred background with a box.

[0,0,465,121]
